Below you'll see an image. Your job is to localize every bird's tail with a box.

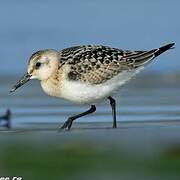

[125,43,175,68]
[154,43,175,58]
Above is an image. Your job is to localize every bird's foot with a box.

[58,118,73,131]
[113,123,117,128]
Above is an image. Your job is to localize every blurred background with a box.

[0,0,180,180]
[0,0,179,75]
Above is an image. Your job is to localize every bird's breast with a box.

[41,79,62,97]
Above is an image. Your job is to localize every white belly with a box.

[60,68,143,104]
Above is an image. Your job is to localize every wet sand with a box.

[1,121,180,180]
[1,120,180,154]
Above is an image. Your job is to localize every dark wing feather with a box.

[123,43,175,68]
[122,49,156,68]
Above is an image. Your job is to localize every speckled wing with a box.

[59,45,157,84]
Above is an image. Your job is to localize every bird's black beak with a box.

[10,73,31,93]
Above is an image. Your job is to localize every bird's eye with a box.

[35,62,41,68]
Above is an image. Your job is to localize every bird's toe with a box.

[58,119,73,131]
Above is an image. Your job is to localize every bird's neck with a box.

[40,68,63,97]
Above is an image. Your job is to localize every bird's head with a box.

[10,49,59,93]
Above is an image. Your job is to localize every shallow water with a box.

[0,75,180,129]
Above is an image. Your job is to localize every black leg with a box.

[60,105,96,130]
[108,96,117,128]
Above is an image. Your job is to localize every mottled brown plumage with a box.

[58,44,173,84]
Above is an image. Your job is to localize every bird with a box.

[10,43,175,130]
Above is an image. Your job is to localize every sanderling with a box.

[10,43,174,130]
